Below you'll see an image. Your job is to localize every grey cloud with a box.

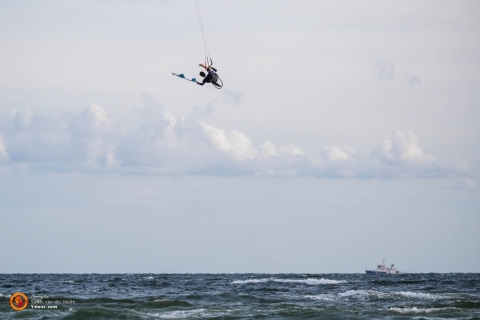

[222,89,243,107]
[374,60,395,81]
[141,92,163,110]
[192,102,215,118]
[451,179,478,190]
[409,76,422,85]
[191,89,243,119]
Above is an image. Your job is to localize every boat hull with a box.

[365,270,387,275]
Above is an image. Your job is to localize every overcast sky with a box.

[0,0,479,273]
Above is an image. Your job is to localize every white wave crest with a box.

[305,294,336,301]
[338,290,363,298]
[131,308,209,319]
[156,309,208,319]
[396,291,437,299]
[231,278,270,284]
[145,276,155,280]
[339,290,369,298]
[338,290,443,300]
[338,290,390,298]
[275,278,346,285]
[232,278,345,285]
[389,307,457,314]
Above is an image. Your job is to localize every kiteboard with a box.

[172,73,197,83]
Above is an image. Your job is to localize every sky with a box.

[0,0,479,273]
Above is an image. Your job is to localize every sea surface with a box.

[1,273,479,319]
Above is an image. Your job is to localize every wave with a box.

[231,278,346,285]
[389,307,458,314]
[231,278,270,284]
[396,291,438,299]
[151,299,193,308]
[130,308,209,319]
[338,290,384,298]
[101,277,126,282]
[337,290,450,300]
[275,278,346,285]
[305,294,336,301]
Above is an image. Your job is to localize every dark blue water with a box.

[1,274,479,319]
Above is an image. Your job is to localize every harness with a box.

[208,69,218,83]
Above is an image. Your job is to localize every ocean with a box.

[1,273,479,319]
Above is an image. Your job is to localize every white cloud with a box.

[260,142,304,159]
[76,104,120,169]
[201,123,258,162]
[260,141,279,158]
[81,103,113,130]
[0,136,9,161]
[323,146,355,163]
[278,144,304,157]
[371,130,436,166]
[0,105,471,179]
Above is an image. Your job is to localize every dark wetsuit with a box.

[198,67,218,85]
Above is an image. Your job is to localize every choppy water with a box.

[1,273,479,319]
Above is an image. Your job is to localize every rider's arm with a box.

[196,81,204,85]
[199,64,217,72]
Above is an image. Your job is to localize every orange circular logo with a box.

[10,292,28,311]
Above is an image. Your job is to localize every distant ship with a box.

[365,260,405,274]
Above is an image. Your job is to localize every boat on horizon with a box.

[366,259,405,274]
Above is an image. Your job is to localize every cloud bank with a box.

[0,103,472,179]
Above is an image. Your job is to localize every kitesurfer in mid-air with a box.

[172,1,223,88]
[197,63,219,86]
